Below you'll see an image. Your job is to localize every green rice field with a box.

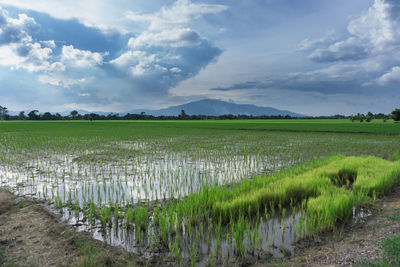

[0,120,400,265]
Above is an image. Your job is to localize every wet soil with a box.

[0,189,136,267]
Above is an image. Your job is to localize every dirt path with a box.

[0,190,135,267]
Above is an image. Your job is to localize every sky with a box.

[0,0,399,116]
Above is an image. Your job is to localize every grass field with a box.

[1,119,399,134]
[0,120,400,264]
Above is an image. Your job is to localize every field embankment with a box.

[0,189,138,267]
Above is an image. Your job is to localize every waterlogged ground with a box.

[1,179,400,266]
[0,121,400,265]
[2,132,398,206]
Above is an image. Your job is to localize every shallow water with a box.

[53,204,305,262]
[50,202,370,266]
[0,140,285,207]
[0,133,386,264]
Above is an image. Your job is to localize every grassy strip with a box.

[178,156,400,233]
[167,155,343,223]
[355,235,400,267]
[53,226,137,267]
[216,156,400,231]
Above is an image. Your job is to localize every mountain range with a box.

[9,99,305,117]
[128,99,304,117]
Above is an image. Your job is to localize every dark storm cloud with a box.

[210,81,269,91]
[308,39,369,62]
[109,38,222,97]
[210,73,364,95]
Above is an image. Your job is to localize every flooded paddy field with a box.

[0,120,400,265]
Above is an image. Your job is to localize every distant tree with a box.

[0,105,8,120]
[28,110,39,120]
[383,115,390,123]
[88,113,103,120]
[349,116,355,122]
[41,112,53,120]
[18,111,26,120]
[55,113,63,120]
[366,112,373,122]
[70,110,79,120]
[107,113,119,120]
[392,109,400,121]
[178,109,188,120]
[356,113,365,122]
[332,114,346,119]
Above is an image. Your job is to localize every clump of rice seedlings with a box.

[233,215,245,257]
[73,200,80,217]
[190,240,197,267]
[100,205,111,228]
[134,205,148,243]
[215,218,222,258]
[113,203,119,225]
[158,208,169,245]
[55,196,63,211]
[174,231,181,266]
[125,207,134,227]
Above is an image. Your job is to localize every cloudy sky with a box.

[0,0,399,115]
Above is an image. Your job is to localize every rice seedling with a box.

[158,208,169,245]
[125,207,134,227]
[0,121,400,264]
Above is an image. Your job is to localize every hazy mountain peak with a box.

[128,99,305,117]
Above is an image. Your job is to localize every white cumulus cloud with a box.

[0,8,62,72]
[125,0,228,31]
[377,66,400,84]
[128,28,200,48]
[112,0,226,78]
[61,45,105,68]
[348,0,400,51]
[110,50,167,76]
[38,74,86,88]
[301,0,400,63]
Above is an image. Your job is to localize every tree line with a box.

[0,105,399,121]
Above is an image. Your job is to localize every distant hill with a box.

[128,99,305,117]
[8,99,305,117]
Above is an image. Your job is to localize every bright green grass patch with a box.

[188,156,400,232]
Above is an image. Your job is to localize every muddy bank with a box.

[0,189,138,267]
